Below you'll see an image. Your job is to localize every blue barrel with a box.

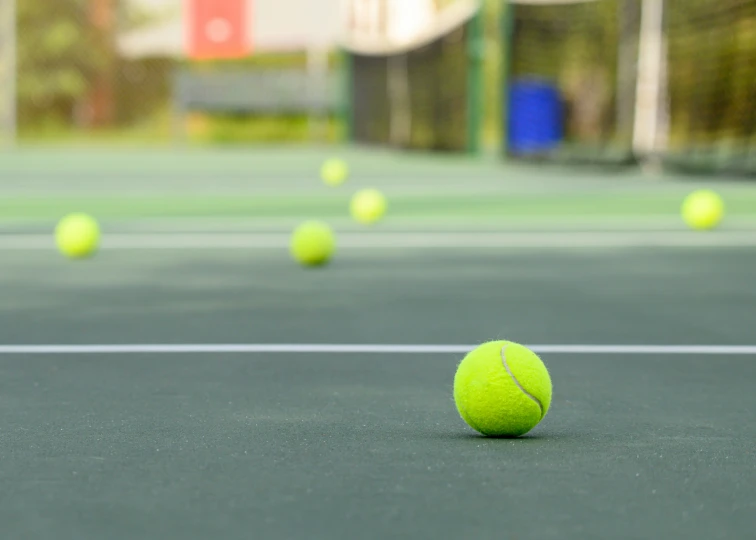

[507,78,563,155]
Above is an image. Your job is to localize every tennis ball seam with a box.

[501,345,544,419]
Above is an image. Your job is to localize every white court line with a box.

[2,232,756,250]
[0,344,755,355]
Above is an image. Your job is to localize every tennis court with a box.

[4,0,756,536]
[1,146,755,539]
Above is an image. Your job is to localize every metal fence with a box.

[663,0,756,173]
[2,0,756,174]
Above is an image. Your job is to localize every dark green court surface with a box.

[1,247,755,539]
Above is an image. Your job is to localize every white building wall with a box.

[118,0,342,58]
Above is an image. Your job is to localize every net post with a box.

[616,0,640,154]
[0,0,16,147]
[633,0,667,167]
[466,2,485,155]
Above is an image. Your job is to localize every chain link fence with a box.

[4,0,756,170]
[346,1,482,152]
[506,0,640,164]
[664,0,756,173]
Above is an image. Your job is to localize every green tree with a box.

[17,0,162,131]
[17,0,107,128]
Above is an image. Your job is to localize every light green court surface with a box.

[1,147,755,229]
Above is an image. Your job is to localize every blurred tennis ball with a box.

[682,189,725,230]
[290,221,336,267]
[55,213,100,259]
[350,188,387,225]
[321,158,349,187]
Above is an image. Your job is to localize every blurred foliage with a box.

[17,0,338,144]
[187,113,341,144]
[17,0,172,131]
[185,51,341,71]
[17,0,105,127]
[113,57,174,127]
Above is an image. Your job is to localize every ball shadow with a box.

[429,427,580,442]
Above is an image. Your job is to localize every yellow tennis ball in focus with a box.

[55,213,101,259]
[454,341,553,437]
[350,188,387,225]
[682,190,725,230]
[290,220,336,267]
[321,158,349,187]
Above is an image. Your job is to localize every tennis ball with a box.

[350,188,387,225]
[290,220,335,267]
[682,189,725,230]
[454,341,552,437]
[321,158,349,187]
[55,213,100,259]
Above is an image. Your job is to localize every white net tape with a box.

[339,0,480,56]
[511,0,601,4]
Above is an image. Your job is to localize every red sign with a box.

[187,0,250,59]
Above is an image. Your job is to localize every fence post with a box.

[466,3,485,155]
[0,0,16,146]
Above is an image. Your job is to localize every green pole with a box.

[339,49,354,144]
[466,5,485,155]
[500,0,514,157]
